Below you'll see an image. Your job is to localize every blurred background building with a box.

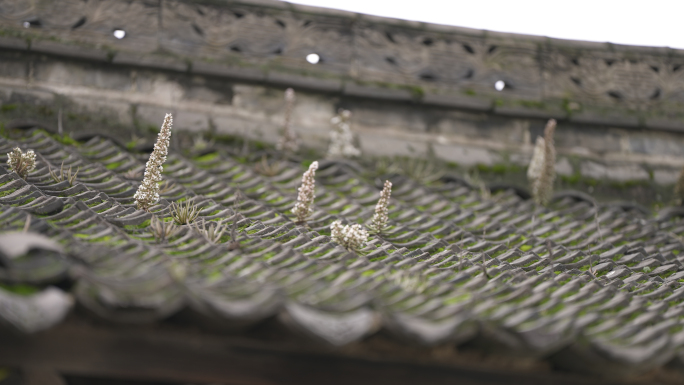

[1,0,684,206]
[2,1,684,384]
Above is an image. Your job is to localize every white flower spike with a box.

[7,147,36,180]
[369,180,392,234]
[327,109,361,159]
[134,113,172,211]
[292,161,318,225]
[331,220,368,253]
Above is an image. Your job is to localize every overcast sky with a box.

[285,0,684,49]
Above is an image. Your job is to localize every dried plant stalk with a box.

[327,109,361,158]
[123,168,143,180]
[170,200,200,225]
[22,215,31,233]
[387,271,427,294]
[150,216,179,244]
[675,167,684,204]
[395,157,443,185]
[228,191,242,250]
[159,180,177,196]
[277,88,299,153]
[530,119,556,206]
[254,155,283,177]
[193,218,228,244]
[192,135,214,152]
[48,161,80,186]
[527,136,545,184]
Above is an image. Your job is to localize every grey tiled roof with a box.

[1,129,684,378]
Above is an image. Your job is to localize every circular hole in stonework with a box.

[494,80,506,91]
[192,23,204,36]
[385,31,396,43]
[420,72,436,81]
[113,29,126,39]
[650,88,661,100]
[71,16,86,30]
[306,53,320,64]
[22,19,41,28]
[607,90,623,100]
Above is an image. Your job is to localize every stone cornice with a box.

[1,0,684,130]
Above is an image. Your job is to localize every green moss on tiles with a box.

[194,152,219,162]
[49,132,80,146]
[475,163,523,175]
[105,161,124,170]
[519,100,546,109]
[0,104,17,113]
[123,219,151,230]
[443,292,471,305]
[0,283,40,296]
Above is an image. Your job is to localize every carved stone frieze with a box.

[1,0,684,120]
[541,52,684,110]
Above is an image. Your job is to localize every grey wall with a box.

[1,0,683,184]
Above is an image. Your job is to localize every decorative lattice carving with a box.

[3,0,684,114]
